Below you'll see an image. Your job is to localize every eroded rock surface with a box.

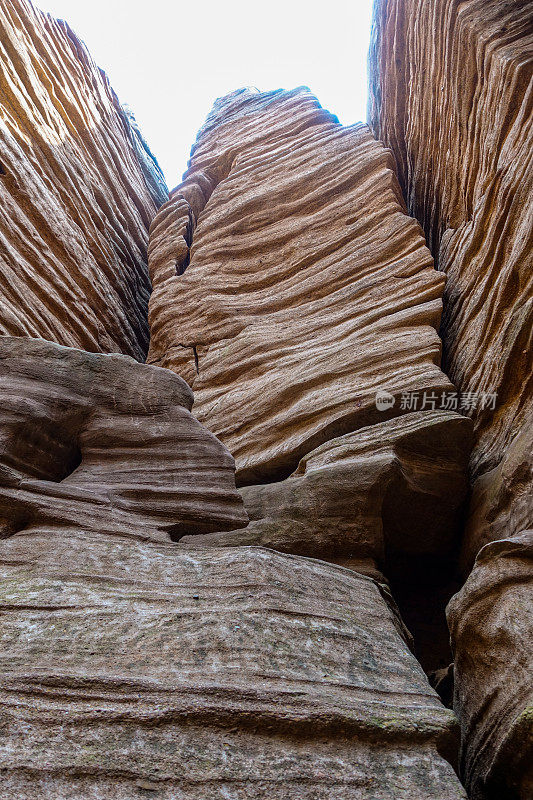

[0,539,467,799]
[147,87,457,484]
[178,410,472,570]
[0,336,247,539]
[0,0,167,359]
[460,416,533,575]
[447,532,533,799]
[369,9,532,792]
[368,0,532,480]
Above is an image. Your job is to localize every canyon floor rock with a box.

[0,540,467,799]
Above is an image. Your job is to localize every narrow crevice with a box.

[192,345,200,375]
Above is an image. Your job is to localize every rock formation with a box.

[368,2,533,796]
[447,532,533,799]
[0,336,248,540]
[368,0,532,481]
[0,0,530,796]
[147,87,474,673]
[178,409,471,572]
[147,88,459,485]
[0,0,167,359]
[0,540,467,799]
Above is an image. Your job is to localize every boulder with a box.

[0,336,247,539]
[177,410,472,569]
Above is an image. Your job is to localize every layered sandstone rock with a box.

[460,416,533,575]
[0,0,167,359]
[447,532,533,799]
[147,88,459,484]
[177,410,472,571]
[0,336,247,539]
[0,539,467,799]
[369,9,532,793]
[368,0,532,480]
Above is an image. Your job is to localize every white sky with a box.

[38,0,374,189]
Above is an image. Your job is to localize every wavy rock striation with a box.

[447,532,533,800]
[369,6,533,793]
[177,410,472,569]
[0,336,247,539]
[368,0,532,481]
[147,87,459,485]
[0,0,167,359]
[0,538,467,799]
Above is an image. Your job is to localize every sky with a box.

[38,0,374,189]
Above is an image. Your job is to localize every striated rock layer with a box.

[0,0,167,359]
[369,7,533,792]
[178,409,472,568]
[0,537,467,799]
[447,532,533,800]
[147,87,459,485]
[0,336,247,539]
[368,0,532,481]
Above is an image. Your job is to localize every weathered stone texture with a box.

[0,0,167,359]
[460,414,533,575]
[147,87,458,484]
[368,0,532,480]
[0,336,247,539]
[447,532,533,800]
[369,8,532,793]
[0,539,467,799]
[178,410,472,570]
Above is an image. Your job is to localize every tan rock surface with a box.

[147,88,457,484]
[0,538,467,799]
[447,532,533,799]
[368,0,533,480]
[0,336,247,539]
[460,414,533,575]
[178,410,472,568]
[0,0,167,359]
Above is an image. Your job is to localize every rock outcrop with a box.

[0,336,247,539]
[368,0,532,482]
[0,540,467,799]
[147,88,459,485]
[0,0,167,359]
[2,0,528,793]
[178,410,471,571]
[369,4,532,795]
[447,532,533,800]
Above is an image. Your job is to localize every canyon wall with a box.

[0,10,472,788]
[0,0,530,797]
[0,0,167,359]
[368,1,532,797]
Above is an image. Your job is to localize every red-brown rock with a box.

[177,410,472,571]
[0,336,247,539]
[0,539,467,799]
[0,0,167,359]
[147,88,457,484]
[447,532,533,799]
[368,0,532,481]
